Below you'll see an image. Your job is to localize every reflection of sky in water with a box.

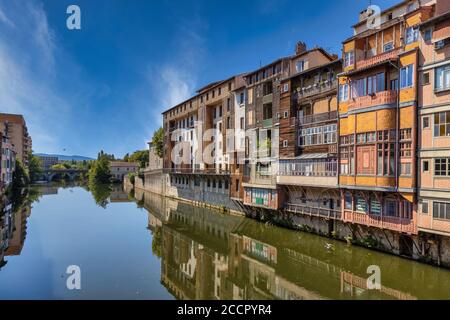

[0,186,172,299]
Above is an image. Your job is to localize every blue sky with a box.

[0,0,399,158]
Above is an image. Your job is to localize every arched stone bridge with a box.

[42,169,88,182]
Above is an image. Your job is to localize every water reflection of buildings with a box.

[110,185,132,203]
[140,191,447,300]
[0,201,31,269]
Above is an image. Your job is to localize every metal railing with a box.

[285,203,341,220]
[163,167,230,175]
[293,80,338,100]
[296,110,338,126]
[278,159,338,177]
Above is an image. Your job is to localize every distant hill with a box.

[34,153,95,162]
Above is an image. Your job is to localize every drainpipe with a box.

[389,59,400,192]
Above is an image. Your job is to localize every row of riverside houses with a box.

[0,113,32,193]
[157,0,450,265]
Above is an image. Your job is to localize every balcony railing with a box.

[297,110,338,126]
[243,172,276,185]
[355,48,401,70]
[163,167,230,175]
[285,203,341,220]
[278,159,337,177]
[343,211,417,234]
[294,80,338,100]
[347,90,397,111]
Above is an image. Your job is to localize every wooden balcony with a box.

[297,110,338,126]
[163,167,230,175]
[347,90,397,111]
[294,80,338,100]
[285,203,341,220]
[343,211,417,234]
[355,49,401,70]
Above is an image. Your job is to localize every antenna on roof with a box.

[259,60,262,67]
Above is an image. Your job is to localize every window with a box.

[390,78,398,90]
[434,111,450,137]
[351,78,367,97]
[295,60,305,73]
[218,87,222,95]
[345,193,353,210]
[435,158,450,176]
[227,98,231,111]
[240,117,244,130]
[407,2,414,13]
[423,160,429,172]
[385,200,398,217]
[355,196,368,213]
[239,93,244,104]
[423,116,430,129]
[384,42,394,52]
[422,72,430,85]
[283,83,289,92]
[339,84,349,102]
[400,163,411,175]
[405,26,419,44]
[367,73,385,95]
[435,64,450,91]
[400,64,413,88]
[283,111,288,118]
[400,128,411,140]
[298,124,337,146]
[421,201,429,214]
[283,140,288,147]
[235,179,239,192]
[433,202,450,220]
[370,198,381,215]
[344,51,354,68]
[424,28,432,42]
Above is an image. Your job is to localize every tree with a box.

[28,153,43,182]
[88,153,112,185]
[151,127,164,158]
[127,150,149,168]
[10,160,29,198]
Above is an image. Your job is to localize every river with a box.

[0,183,449,300]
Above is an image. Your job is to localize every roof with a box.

[351,0,410,28]
[282,59,342,82]
[109,161,139,167]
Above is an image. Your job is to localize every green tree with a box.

[88,153,112,185]
[10,160,30,198]
[151,127,164,158]
[127,150,149,168]
[88,183,112,208]
[28,153,43,182]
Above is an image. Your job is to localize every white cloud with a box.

[0,1,73,153]
[0,5,15,28]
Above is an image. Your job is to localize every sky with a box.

[0,0,400,159]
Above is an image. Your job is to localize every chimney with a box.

[295,41,307,55]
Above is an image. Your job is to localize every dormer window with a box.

[387,12,393,20]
